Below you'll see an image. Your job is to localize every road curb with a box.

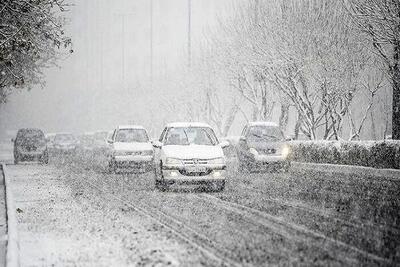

[1,163,19,267]
[290,161,400,182]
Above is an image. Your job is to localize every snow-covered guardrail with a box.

[290,161,400,182]
[1,163,20,267]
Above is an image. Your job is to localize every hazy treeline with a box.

[159,0,393,140]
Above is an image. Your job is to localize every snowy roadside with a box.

[7,163,218,266]
[290,161,400,181]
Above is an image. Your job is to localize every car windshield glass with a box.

[115,129,148,143]
[16,130,44,144]
[164,127,217,146]
[55,134,75,142]
[247,126,283,142]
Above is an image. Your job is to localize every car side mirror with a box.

[152,140,162,148]
[239,136,246,142]
[106,138,113,144]
[219,140,230,148]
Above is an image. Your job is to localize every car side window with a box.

[159,127,167,142]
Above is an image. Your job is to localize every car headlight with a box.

[249,147,258,156]
[282,145,290,158]
[165,157,182,165]
[140,150,153,156]
[208,157,225,165]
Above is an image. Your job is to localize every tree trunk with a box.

[370,108,377,140]
[279,103,290,132]
[392,42,400,140]
[294,112,301,139]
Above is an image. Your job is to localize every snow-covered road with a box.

[2,150,398,266]
[7,163,216,266]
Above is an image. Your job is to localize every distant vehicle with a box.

[53,133,79,153]
[13,128,49,164]
[107,125,154,173]
[152,122,229,191]
[45,133,56,150]
[236,122,290,172]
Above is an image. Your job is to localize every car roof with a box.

[18,128,43,133]
[55,132,74,136]
[247,121,279,127]
[166,122,212,128]
[117,125,145,130]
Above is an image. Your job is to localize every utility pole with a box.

[150,0,154,84]
[114,13,135,90]
[187,0,191,68]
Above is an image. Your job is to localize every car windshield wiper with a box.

[251,133,279,141]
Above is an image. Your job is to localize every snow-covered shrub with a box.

[287,140,400,169]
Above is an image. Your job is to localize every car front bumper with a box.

[111,155,154,171]
[161,166,226,185]
[252,154,286,163]
[16,151,46,160]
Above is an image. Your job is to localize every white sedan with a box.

[107,125,154,173]
[152,122,229,191]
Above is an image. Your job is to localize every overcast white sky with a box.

[0,0,236,135]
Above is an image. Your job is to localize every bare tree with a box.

[0,0,72,104]
[347,0,400,139]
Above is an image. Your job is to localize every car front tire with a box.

[215,180,225,192]
[154,162,169,191]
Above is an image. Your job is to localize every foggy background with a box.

[0,0,237,137]
[0,0,392,139]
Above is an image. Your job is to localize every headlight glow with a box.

[213,171,222,178]
[282,145,290,158]
[165,157,182,165]
[249,148,258,156]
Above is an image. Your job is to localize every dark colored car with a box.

[236,122,290,172]
[13,128,49,164]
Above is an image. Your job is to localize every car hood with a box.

[113,142,153,151]
[247,141,285,150]
[162,144,224,159]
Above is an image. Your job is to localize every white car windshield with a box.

[164,127,217,146]
[115,129,148,143]
[247,126,283,142]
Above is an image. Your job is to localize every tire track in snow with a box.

[196,193,392,265]
[81,179,243,267]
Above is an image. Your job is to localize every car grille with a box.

[179,169,212,176]
[182,159,209,165]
